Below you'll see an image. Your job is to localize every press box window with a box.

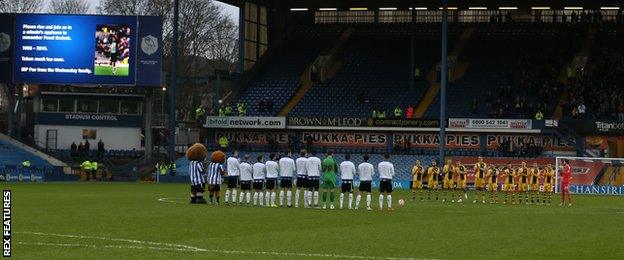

[98,100,120,114]
[77,100,97,113]
[120,101,140,115]
[58,99,75,112]
[42,98,58,112]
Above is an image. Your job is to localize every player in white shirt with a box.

[278,150,296,207]
[356,154,374,211]
[252,155,266,206]
[294,149,309,208]
[238,155,253,206]
[305,152,322,208]
[339,153,356,209]
[264,153,280,207]
[377,154,395,211]
[225,151,241,206]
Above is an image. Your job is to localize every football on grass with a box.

[398,198,405,207]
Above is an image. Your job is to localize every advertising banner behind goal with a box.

[556,157,624,195]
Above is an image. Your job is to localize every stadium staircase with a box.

[414,27,474,118]
[278,28,354,116]
[553,28,597,119]
[0,132,67,169]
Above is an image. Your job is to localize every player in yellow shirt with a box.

[427,161,440,201]
[501,163,515,205]
[442,159,455,202]
[516,162,530,204]
[529,163,541,205]
[455,161,467,202]
[542,164,555,205]
[473,156,487,203]
[485,164,499,204]
[411,160,425,201]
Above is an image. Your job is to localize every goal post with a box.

[555,156,624,195]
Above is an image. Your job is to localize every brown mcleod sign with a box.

[288,117,363,127]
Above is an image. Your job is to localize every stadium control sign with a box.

[205,116,286,129]
[449,118,532,129]
[288,117,440,128]
[35,113,142,127]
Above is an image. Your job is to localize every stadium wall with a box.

[34,124,141,150]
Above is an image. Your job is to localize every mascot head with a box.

[185,143,207,162]
[210,150,226,164]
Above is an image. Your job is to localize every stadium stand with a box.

[232,26,340,116]
[424,25,581,119]
[289,25,454,117]
[231,22,620,119]
[0,139,51,167]
[232,24,465,117]
[563,27,624,120]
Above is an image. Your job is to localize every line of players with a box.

[411,156,556,205]
[210,149,397,211]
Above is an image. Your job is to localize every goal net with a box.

[555,156,624,195]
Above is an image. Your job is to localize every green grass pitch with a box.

[6,182,624,259]
[94,65,129,76]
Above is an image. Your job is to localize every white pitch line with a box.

[197,248,429,260]
[17,231,430,259]
[16,231,206,252]
[16,242,199,252]
[157,197,187,204]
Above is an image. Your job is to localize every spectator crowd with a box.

[563,33,624,121]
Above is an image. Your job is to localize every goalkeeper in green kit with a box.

[321,150,338,209]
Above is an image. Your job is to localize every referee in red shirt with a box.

[560,160,572,206]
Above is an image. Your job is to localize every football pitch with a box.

[6,182,624,259]
[94,65,129,76]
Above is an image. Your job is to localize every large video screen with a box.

[13,15,143,85]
